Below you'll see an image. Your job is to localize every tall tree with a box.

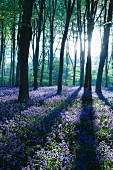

[96,0,113,93]
[57,0,76,94]
[33,0,45,90]
[73,32,78,86]
[84,0,97,90]
[12,0,16,86]
[0,1,4,66]
[49,0,57,86]
[40,0,46,86]
[18,0,34,102]
[77,0,85,87]
[15,0,22,87]
[65,41,69,85]
[71,21,78,86]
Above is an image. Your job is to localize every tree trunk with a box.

[33,34,40,90]
[57,0,75,94]
[73,46,77,86]
[1,46,5,86]
[96,0,113,93]
[112,49,113,86]
[49,0,57,86]
[12,25,15,86]
[18,0,34,102]
[72,25,78,86]
[9,44,13,85]
[77,0,84,87]
[0,19,4,66]
[40,12,46,86]
[84,0,97,90]
[49,20,54,86]
[15,53,20,87]
[105,53,108,87]
[33,1,44,90]
[65,43,69,86]
[84,30,92,90]
[15,0,22,87]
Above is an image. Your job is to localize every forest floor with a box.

[0,86,113,170]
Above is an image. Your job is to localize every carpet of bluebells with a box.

[0,86,113,170]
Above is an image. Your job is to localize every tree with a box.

[33,0,45,90]
[40,0,46,86]
[96,0,113,93]
[15,0,22,87]
[57,0,76,94]
[18,0,34,102]
[49,0,57,86]
[11,0,16,86]
[65,41,69,85]
[77,0,85,87]
[0,1,4,66]
[84,0,97,90]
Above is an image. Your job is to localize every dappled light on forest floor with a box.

[0,86,113,169]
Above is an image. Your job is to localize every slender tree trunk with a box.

[33,34,40,90]
[1,56,4,85]
[18,0,34,102]
[57,0,76,94]
[9,44,13,85]
[72,25,78,86]
[33,1,44,90]
[84,30,92,90]
[57,17,70,94]
[65,43,69,86]
[15,26,20,87]
[49,0,57,86]
[0,19,4,66]
[15,52,20,87]
[112,48,113,86]
[77,0,85,87]
[49,20,54,86]
[73,40,77,86]
[15,0,22,87]
[32,19,35,86]
[105,53,108,87]
[96,0,113,93]
[84,0,97,90]
[40,13,45,86]
[12,25,15,86]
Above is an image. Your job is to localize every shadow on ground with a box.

[96,92,113,109]
[75,89,101,170]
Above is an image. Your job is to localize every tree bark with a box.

[57,0,76,94]
[49,0,57,86]
[96,0,113,93]
[40,10,46,86]
[77,0,84,87]
[33,0,44,90]
[49,20,54,86]
[18,0,34,102]
[15,0,22,87]
[84,0,97,90]
[0,19,4,66]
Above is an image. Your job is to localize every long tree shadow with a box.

[76,88,101,170]
[96,92,113,109]
[40,86,82,139]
